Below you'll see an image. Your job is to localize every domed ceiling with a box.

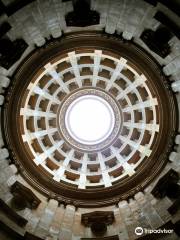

[3,32,177,207]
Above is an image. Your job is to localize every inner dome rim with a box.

[58,87,122,153]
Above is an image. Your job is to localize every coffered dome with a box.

[4,32,177,206]
[0,1,179,239]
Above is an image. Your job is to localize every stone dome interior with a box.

[0,0,180,240]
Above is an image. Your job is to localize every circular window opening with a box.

[65,95,115,145]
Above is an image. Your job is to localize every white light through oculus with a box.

[65,95,115,145]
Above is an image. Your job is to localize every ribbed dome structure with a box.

[18,43,160,189]
[4,32,176,208]
[0,0,179,240]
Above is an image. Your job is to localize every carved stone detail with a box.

[10,181,41,210]
[81,211,114,236]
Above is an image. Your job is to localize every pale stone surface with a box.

[170,69,180,82]
[118,200,137,239]
[52,0,69,30]
[135,5,156,37]
[144,185,153,194]
[37,0,62,39]
[172,80,180,92]
[0,75,10,88]
[26,201,48,233]
[163,56,180,76]
[153,197,172,223]
[113,207,129,240]
[0,159,9,170]
[11,6,46,47]
[169,152,180,163]
[60,205,76,229]
[0,95,4,105]
[33,199,58,239]
[135,193,164,229]
[49,204,65,238]
[91,0,109,28]
[175,135,180,144]
[134,192,146,204]
[7,175,17,187]
[168,37,180,62]
[59,205,75,240]
[105,0,124,34]
[122,1,150,40]
[59,228,72,240]
[0,67,8,76]
[0,166,13,184]
[20,208,32,220]
[129,199,150,230]
[0,148,9,160]
[9,164,18,174]
[0,183,13,203]
[72,210,84,237]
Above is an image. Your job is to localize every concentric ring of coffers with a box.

[4,32,177,207]
[20,49,158,189]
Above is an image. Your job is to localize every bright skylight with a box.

[65,95,115,145]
